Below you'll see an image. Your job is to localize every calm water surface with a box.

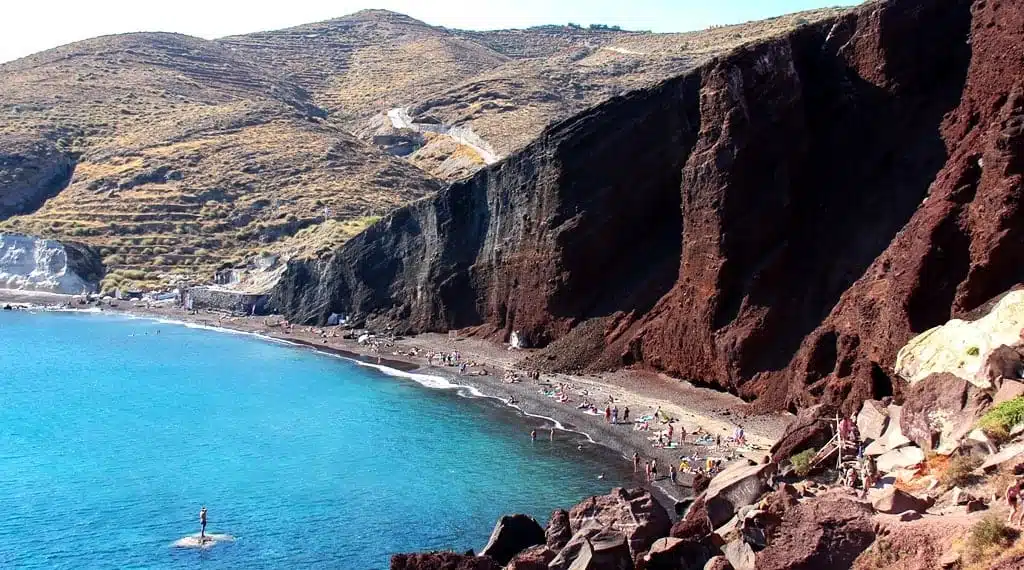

[0,311,628,569]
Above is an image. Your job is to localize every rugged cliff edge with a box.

[0,233,103,294]
[271,0,1024,414]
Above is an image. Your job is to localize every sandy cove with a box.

[3,295,789,509]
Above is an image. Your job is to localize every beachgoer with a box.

[679,425,686,444]
[623,407,630,423]
[650,459,658,482]
[199,506,207,540]
[633,452,641,473]
[1007,478,1024,525]
[605,406,611,423]
[644,461,652,482]
[550,428,555,442]
[531,429,537,442]
[612,406,618,424]
[669,464,677,484]
[716,433,721,448]
[667,424,674,443]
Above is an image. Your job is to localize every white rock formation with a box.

[0,234,95,294]
[895,289,1024,388]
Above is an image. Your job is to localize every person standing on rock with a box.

[199,506,207,541]
[1006,478,1024,525]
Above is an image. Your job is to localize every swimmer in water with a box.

[199,506,207,541]
[530,429,537,442]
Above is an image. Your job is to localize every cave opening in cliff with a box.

[870,363,894,400]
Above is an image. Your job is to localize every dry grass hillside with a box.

[222,8,848,178]
[0,32,439,290]
[0,6,850,290]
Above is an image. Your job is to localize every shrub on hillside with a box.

[790,448,817,477]
[940,454,981,488]
[966,515,1017,563]
[978,397,1024,442]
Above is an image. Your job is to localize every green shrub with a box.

[966,515,1017,563]
[790,448,817,477]
[967,346,980,356]
[978,397,1024,441]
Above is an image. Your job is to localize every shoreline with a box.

[3,294,789,513]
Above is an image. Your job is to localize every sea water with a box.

[0,312,629,569]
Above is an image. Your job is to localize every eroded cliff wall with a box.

[272,0,1024,413]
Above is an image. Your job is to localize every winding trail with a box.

[387,107,501,165]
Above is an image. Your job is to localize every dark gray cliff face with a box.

[271,73,702,344]
[273,0,1024,414]
[0,137,75,220]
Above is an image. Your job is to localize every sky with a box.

[0,0,860,64]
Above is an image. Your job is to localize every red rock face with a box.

[274,0,1024,413]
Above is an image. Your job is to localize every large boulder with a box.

[856,400,890,442]
[703,556,732,570]
[895,290,1024,390]
[871,487,934,514]
[390,552,500,570]
[479,514,545,565]
[771,404,835,462]
[722,540,755,570]
[994,380,1024,406]
[549,526,632,570]
[875,445,926,473]
[984,346,1024,389]
[981,441,1024,472]
[754,497,875,570]
[568,488,671,558]
[670,495,711,541]
[900,372,990,453]
[547,509,573,550]
[864,405,912,456]
[641,537,711,570]
[703,461,777,529]
[505,545,556,570]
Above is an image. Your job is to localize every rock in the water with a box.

[755,498,875,570]
[171,533,235,549]
[857,400,890,442]
[479,514,545,565]
[506,545,556,570]
[864,405,913,456]
[876,445,926,473]
[872,487,933,514]
[900,372,990,453]
[390,552,500,570]
[704,461,776,529]
[722,540,755,570]
[567,488,671,558]
[994,380,1024,406]
[546,509,573,550]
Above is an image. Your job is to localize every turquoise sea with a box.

[0,311,628,569]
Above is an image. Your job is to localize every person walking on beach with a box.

[669,464,677,485]
[633,452,641,473]
[623,407,630,423]
[644,460,652,482]
[199,506,207,541]
[650,459,658,482]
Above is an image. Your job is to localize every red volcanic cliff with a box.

[272,0,1024,413]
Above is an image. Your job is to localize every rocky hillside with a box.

[0,32,440,290]
[220,8,845,180]
[270,0,1024,414]
[0,7,842,292]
